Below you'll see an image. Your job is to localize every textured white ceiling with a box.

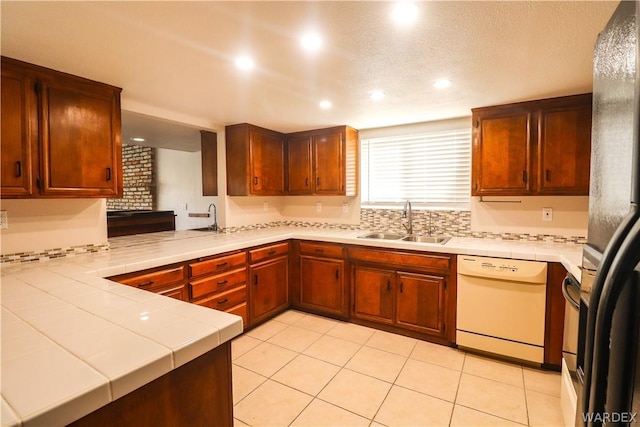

[1,1,617,150]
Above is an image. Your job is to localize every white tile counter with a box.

[0,226,583,426]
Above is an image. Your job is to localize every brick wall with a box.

[107,144,156,210]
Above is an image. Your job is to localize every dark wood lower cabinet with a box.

[395,272,446,336]
[249,255,289,324]
[352,266,395,325]
[299,256,347,317]
[68,341,233,427]
[544,262,568,370]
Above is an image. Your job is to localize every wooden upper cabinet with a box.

[472,110,533,195]
[1,64,35,197]
[226,123,285,196]
[472,93,592,196]
[1,56,122,198]
[537,103,592,195]
[287,135,313,194]
[286,125,359,196]
[201,130,218,196]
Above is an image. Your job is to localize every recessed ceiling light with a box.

[235,56,254,71]
[319,100,332,110]
[301,32,322,52]
[130,137,146,142]
[433,79,452,89]
[370,90,385,101]
[392,2,418,26]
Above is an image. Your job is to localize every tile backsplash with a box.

[1,208,587,264]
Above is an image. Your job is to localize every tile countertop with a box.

[0,227,583,427]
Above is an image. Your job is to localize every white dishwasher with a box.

[457,255,547,363]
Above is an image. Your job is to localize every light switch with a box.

[0,211,8,229]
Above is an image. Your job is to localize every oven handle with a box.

[561,275,581,310]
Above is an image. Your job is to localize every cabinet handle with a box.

[305,177,309,186]
[254,275,258,285]
[217,298,229,305]
[546,169,551,182]
[15,161,21,178]
[400,282,404,293]
[36,177,41,190]
[316,177,320,187]
[106,167,112,181]
[474,182,478,191]
[387,280,391,291]
[216,262,228,267]
[522,170,527,183]
[254,176,258,186]
[217,280,228,285]
[314,248,324,253]
[267,249,277,255]
[335,269,340,280]
[138,281,154,288]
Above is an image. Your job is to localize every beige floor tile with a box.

[234,341,297,377]
[523,367,561,397]
[231,335,262,360]
[395,358,461,402]
[233,418,250,427]
[374,385,454,426]
[456,373,528,425]
[245,319,289,341]
[234,380,313,427]
[318,369,392,419]
[463,353,524,387]
[450,405,523,426]
[303,335,361,366]
[272,354,340,396]
[410,340,466,371]
[294,313,340,333]
[326,322,376,345]
[272,309,307,325]
[232,364,267,404]
[291,398,370,426]
[526,389,566,426]
[365,330,417,357]
[345,345,407,383]
[267,324,323,352]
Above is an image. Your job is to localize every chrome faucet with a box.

[207,203,218,231]
[402,200,413,235]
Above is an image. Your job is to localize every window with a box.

[361,126,471,207]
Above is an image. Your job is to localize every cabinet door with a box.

[39,77,122,197]
[396,272,446,337]
[314,131,344,195]
[299,256,346,317]
[287,135,313,194]
[537,106,591,195]
[1,66,35,197]
[249,256,288,324]
[473,112,533,195]
[352,266,394,325]
[250,129,284,195]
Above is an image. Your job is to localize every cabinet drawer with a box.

[299,241,344,258]
[189,268,247,300]
[112,265,186,292]
[227,303,248,327]
[348,247,452,273]
[193,286,246,312]
[249,242,289,264]
[189,251,246,277]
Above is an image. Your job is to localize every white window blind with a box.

[361,128,471,206]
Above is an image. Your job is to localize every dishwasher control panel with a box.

[458,256,547,284]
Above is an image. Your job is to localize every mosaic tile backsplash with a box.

[1,208,586,264]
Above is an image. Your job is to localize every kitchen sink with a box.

[401,235,451,244]
[357,232,404,240]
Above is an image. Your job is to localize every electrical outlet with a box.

[342,203,349,213]
[0,211,8,229]
[316,202,322,213]
[542,207,553,222]
[182,203,188,211]
[263,201,268,212]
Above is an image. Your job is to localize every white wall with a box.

[0,199,107,255]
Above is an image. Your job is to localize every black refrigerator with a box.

[579,0,640,426]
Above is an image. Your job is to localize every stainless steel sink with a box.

[401,235,451,244]
[357,232,404,240]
